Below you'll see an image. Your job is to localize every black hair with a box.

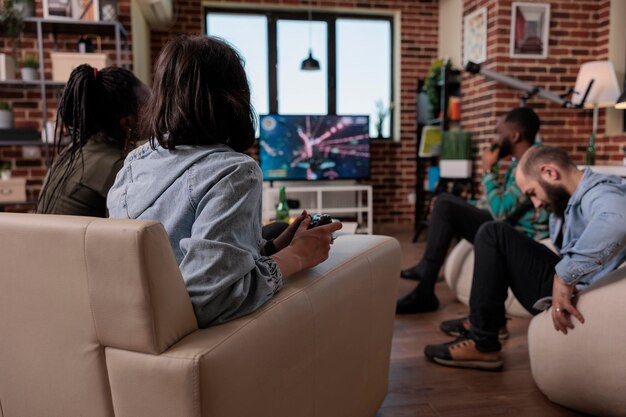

[143,35,256,152]
[519,145,576,178]
[505,107,540,144]
[38,64,143,212]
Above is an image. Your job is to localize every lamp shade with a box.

[572,60,621,108]
[301,50,320,71]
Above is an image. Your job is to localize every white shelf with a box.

[264,183,373,234]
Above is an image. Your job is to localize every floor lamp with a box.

[572,61,622,165]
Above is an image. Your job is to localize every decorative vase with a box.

[0,170,11,180]
[20,67,38,81]
[0,109,13,129]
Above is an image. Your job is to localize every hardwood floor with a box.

[374,224,588,417]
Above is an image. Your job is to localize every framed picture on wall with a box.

[43,0,100,21]
[510,2,550,58]
[463,7,487,66]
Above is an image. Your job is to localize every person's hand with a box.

[271,218,343,277]
[289,219,343,269]
[551,274,584,334]
[481,144,499,173]
[273,210,308,252]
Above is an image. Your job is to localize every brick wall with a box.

[461,0,625,181]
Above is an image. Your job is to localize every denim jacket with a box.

[107,142,282,328]
[533,169,626,310]
[551,169,626,287]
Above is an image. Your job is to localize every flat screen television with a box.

[259,114,370,181]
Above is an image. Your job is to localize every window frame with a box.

[204,6,396,140]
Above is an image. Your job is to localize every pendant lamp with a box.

[301,8,320,71]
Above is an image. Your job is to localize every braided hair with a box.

[39,64,143,213]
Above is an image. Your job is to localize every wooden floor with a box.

[374,224,587,417]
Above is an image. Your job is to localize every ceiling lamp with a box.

[301,7,320,71]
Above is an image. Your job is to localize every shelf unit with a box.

[413,62,463,242]
[0,17,130,164]
[262,184,373,234]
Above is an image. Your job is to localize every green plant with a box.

[0,160,12,172]
[374,99,390,138]
[0,0,24,59]
[0,101,11,111]
[424,58,452,121]
[21,53,38,69]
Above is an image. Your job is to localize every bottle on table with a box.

[275,186,290,223]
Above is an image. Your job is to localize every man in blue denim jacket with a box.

[423,146,626,371]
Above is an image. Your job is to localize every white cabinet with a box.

[263,184,373,234]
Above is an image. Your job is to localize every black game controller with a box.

[307,214,333,229]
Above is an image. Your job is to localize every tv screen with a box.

[259,114,370,181]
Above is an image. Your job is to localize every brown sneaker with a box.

[424,337,503,371]
[439,317,510,340]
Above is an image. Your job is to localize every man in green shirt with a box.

[397,107,549,314]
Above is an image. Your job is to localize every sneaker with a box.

[424,337,503,371]
[396,290,439,314]
[439,317,509,340]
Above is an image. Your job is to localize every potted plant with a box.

[374,99,390,139]
[20,53,38,81]
[0,160,12,180]
[0,0,24,60]
[0,101,13,129]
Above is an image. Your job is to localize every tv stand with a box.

[262,184,373,234]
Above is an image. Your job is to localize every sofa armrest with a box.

[528,265,626,417]
[105,234,401,417]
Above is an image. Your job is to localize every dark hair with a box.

[504,107,540,144]
[39,64,143,212]
[143,35,256,152]
[519,145,576,178]
[54,64,143,154]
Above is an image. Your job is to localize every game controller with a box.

[307,213,333,229]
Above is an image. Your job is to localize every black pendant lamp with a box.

[301,8,320,71]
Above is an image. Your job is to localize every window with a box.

[277,20,328,114]
[205,7,395,139]
[206,13,269,117]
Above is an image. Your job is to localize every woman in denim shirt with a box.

[108,36,342,328]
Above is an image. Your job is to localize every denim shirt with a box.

[107,142,282,328]
[552,169,626,286]
[533,169,626,310]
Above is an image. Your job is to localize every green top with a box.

[473,158,550,241]
[36,132,125,217]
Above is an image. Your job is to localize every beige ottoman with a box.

[528,264,626,417]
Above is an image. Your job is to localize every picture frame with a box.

[463,7,487,66]
[43,0,100,21]
[510,2,550,59]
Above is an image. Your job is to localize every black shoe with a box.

[440,317,510,340]
[395,289,439,314]
[400,265,422,280]
[424,336,503,371]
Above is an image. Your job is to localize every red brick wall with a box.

[461,0,625,181]
[150,0,440,224]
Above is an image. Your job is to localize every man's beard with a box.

[498,136,513,159]
[539,179,571,218]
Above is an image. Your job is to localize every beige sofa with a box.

[0,213,400,417]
